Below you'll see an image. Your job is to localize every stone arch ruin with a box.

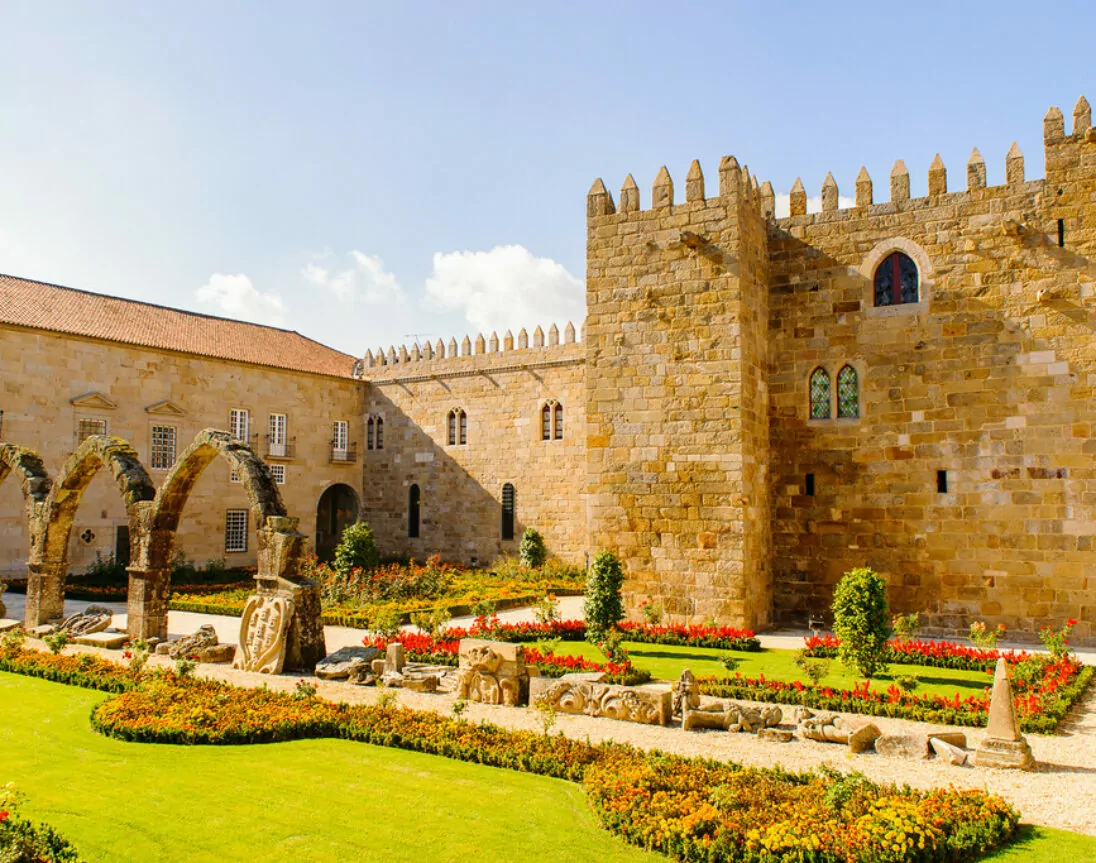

[13,429,324,672]
[26,435,156,629]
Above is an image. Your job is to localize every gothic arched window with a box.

[837,365,859,418]
[873,251,919,306]
[541,403,552,440]
[553,403,563,440]
[809,367,831,420]
[375,417,384,449]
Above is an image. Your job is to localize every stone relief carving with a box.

[234,594,293,674]
[535,675,670,726]
[58,604,113,638]
[454,639,526,707]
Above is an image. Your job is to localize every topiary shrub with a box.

[519,527,547,569]
[831,566,891,679]
[333,521,381,577]
[583,550,624,635]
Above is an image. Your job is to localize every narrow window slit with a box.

[937,470,948,494]
[805,473,815,497]
[1058,219,1065,248]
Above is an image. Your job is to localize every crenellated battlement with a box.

[587,96,1096,233]
[358,320,584,382]
[587,154,768,222]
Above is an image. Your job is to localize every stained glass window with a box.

[837,365,859,418]
[809,368,831,419]
[874,252,919,306]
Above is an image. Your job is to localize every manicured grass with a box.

[981,825,1096,861]
[0,672,656,863]
[562,640,995,697]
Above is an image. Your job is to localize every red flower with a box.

[0,810,8,823]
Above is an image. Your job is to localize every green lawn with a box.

[563,640,995,697]
[0,673,656,863]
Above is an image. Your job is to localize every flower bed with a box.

[363,631,652,686]
[0,646,136,693]
[698,657,1093,734]
[0,647,1027,861]
[83,674,1019,862]
[803,634,1032,672]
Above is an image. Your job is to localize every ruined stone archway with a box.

[25,435,156,629]
[0,444,53,603]
[141,429,324,669]
[147,428,288,569]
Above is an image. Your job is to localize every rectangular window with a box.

[270,464,286,485]
[225,509,248,553]
[268,412,287,457]
[77,417,108,442]
[937,470,948,494]
[229,408,250,442]
[230,467,241,483]
[150,425,177,470]
[332,420,349,457]
[805,473,815,497]
[0,410,5,439]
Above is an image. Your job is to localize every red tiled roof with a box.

[0,274,358,378]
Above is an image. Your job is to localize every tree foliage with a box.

[831,567,891,678]
[333,521,381,577]
[519,527,547,569]
[583,550,625,634]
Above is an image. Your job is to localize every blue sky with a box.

[1,1,1093,356]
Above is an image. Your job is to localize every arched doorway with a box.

[315,483,360,562]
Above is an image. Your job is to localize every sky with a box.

[1,1,1094,357]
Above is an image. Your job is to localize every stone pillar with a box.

[126,568,170,642]
[23,561,65,626]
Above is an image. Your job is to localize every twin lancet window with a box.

[446,408,468,446]
[810,365,859,420]
[541,401,564,440]
[366,415,384,450]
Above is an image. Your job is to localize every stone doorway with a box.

[315,483,359,562]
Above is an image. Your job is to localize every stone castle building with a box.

[2,97,1094,641]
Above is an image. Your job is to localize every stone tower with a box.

[584,158,772,628]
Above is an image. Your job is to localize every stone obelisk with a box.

[974,658,1035,770]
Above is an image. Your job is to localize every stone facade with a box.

[582,98,1096,641]
[3,97,1096,644]
[0,325,363,577]
[357,334,586,564]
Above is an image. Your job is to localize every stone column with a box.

[23,560,66,626]
[126,568,170,642]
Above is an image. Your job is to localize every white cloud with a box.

[302,251,404,305]
[773,194,857,218]
[423,245,584,335]
[195,273,287,327]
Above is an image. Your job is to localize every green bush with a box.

[78,552,128,586]
[583,550,624,635]
[519,527,547,568]
[831,567,891,679]
[333,522,381,577]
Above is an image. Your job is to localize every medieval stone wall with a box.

[0,326,363,577]
[584,159,773,629]
[767,101,1096,642]
[357,333,586,564]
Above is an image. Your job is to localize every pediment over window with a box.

[70,391,117,410]
[145,400,187,417]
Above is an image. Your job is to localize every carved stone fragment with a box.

[59,604,113,637]
[455,638,527,707]
[534,674,671,726]
[315,646,382,680]
[234,594,293,674]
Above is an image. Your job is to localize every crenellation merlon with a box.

[361,321,583,371]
